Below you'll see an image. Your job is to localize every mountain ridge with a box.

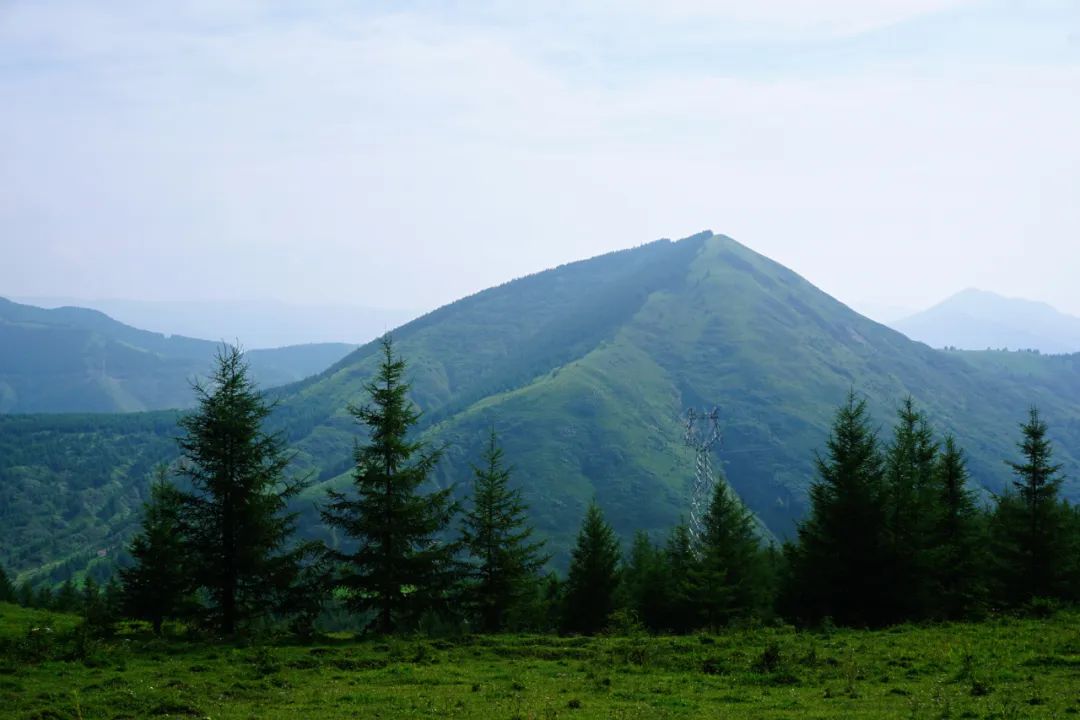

[0,296,356,413]
[3,231,1080,580]
[892,288,1080,354]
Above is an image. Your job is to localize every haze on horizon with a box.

[2,1,1079,319]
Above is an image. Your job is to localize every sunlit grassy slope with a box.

[4,231,1080,576]
[3,606,1080,719]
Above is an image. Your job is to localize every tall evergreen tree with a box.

[881,397,938,621]
[120,467,193,634]
[691,479,766,629]
[783,391,889,626]
[662,522,697,633]
[561,501,621,635]
[321,336,457,634]
[0,563,14,604]
[990,407,1071,605]
[620,531,669,632]
[460,428,548,632]
[928,436,986,618]
[176,344,308,634]
[53,576,80,613]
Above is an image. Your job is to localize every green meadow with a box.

[3,603,1079,720]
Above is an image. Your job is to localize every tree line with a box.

[3,338,1079,636]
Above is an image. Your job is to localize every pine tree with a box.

[321,336,458,634]
[620,531,669,632]
[176,344,308,634]
[691,479,766,629]
[881,397,938,621]
[662,522,696,633]
[561,501,621,635]
[990,407,1071,605]
[460,428,548,632]
[53,577,80,613]
[0,563,14,603]
[783,390,889,626]
[15,582,34,608]
[121,467,193,634]
[928,436,986,619]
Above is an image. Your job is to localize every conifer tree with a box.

[928,436,986,618]
[53,576,79,613]
[783,391,889,626]
[691,479,766,629]
[561,501,621,635]
[881,397,938,621]
[321,336,457,634]
[0,563,14,604]
[990,407,1072,605]
[176,344,308,634]
[620,531,669,632]
[121,467,193,634]
[15,582,33,608]
[460,428,548,632]
[662,522,696,633]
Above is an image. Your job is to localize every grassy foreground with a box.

[2,604,1079,719]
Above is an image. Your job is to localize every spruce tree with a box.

[53,577,80,613]
[990,407,1071,605]
[881,397,938,621]
[120,467,193,634]
[662,522,697,633]
[561,501,621,635]
[321,336,457,634]
[928,436,986,618]
[176,344,308,634]
[0,563,13,604]
[620,531,669,632]
[784,390,889,626]
[460,428,548,632]
[691,479,766,629]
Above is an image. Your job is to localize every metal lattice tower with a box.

[684,407,722,543]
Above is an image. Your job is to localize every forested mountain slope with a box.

[4,232,1080,580]
[0,297,355,413]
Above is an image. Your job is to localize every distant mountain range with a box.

[5,232,1080,581]
[892,289,1080,354]
[12,297,420,349]
[0,297,356,413]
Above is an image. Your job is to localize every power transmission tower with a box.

[684,407,721,543]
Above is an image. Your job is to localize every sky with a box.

[2,0,1079,322]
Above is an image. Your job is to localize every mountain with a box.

[4,232,1080,581]
[13,297,420,348]
[0,297,356,413]
[892,288,1080,354]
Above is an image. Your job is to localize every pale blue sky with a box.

[2,1,1079,319]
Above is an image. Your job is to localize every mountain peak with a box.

[894,288,1080,353]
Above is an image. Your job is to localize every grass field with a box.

[2,603,1079,719]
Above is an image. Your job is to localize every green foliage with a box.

[5,607,1080,718]
[783,391,889,626]
[691,480,769,628]
[0,296,354,414]
[321,336,458,634]
[990,408,1077,606]
[928,436,988,618]
[175,345,309,634]
[0,564,12,603]
[9,233,1080,581]
[880,397,939,620]
[460,428,548,632]
[120,467,194,633]
[619,531,669,632]
[562,502,621,635]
